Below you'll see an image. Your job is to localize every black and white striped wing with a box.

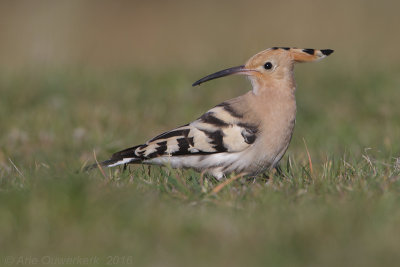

[108,103,259,165]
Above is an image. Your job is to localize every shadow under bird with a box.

[87,47,334,179]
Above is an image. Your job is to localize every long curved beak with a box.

[192,65,248,86]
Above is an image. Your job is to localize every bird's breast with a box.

[251,92,297,166]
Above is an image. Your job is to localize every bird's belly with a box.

[144,149,270,179]
[145,153,243,170]
[249,119,296,172]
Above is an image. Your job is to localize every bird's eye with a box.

[264,62,273,70]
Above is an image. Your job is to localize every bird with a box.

[87,47,334,179]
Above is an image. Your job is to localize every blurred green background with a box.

[1,1,400,266]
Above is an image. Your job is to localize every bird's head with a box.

[192,47,334,93]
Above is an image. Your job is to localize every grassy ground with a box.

[1,62,400,266]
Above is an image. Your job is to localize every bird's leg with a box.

[147,165,151,177]
[246,175,257,183]
[275,164,283,177]
[260,165,284,183]
[260,173,270,183]
[199,170,206,186]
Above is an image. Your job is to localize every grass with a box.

[1,64,400,267]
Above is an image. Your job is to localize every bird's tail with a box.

[83,145,143,171]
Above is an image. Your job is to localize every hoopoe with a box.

[88,47,333,179]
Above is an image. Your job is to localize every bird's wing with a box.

[107,101,259,164]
